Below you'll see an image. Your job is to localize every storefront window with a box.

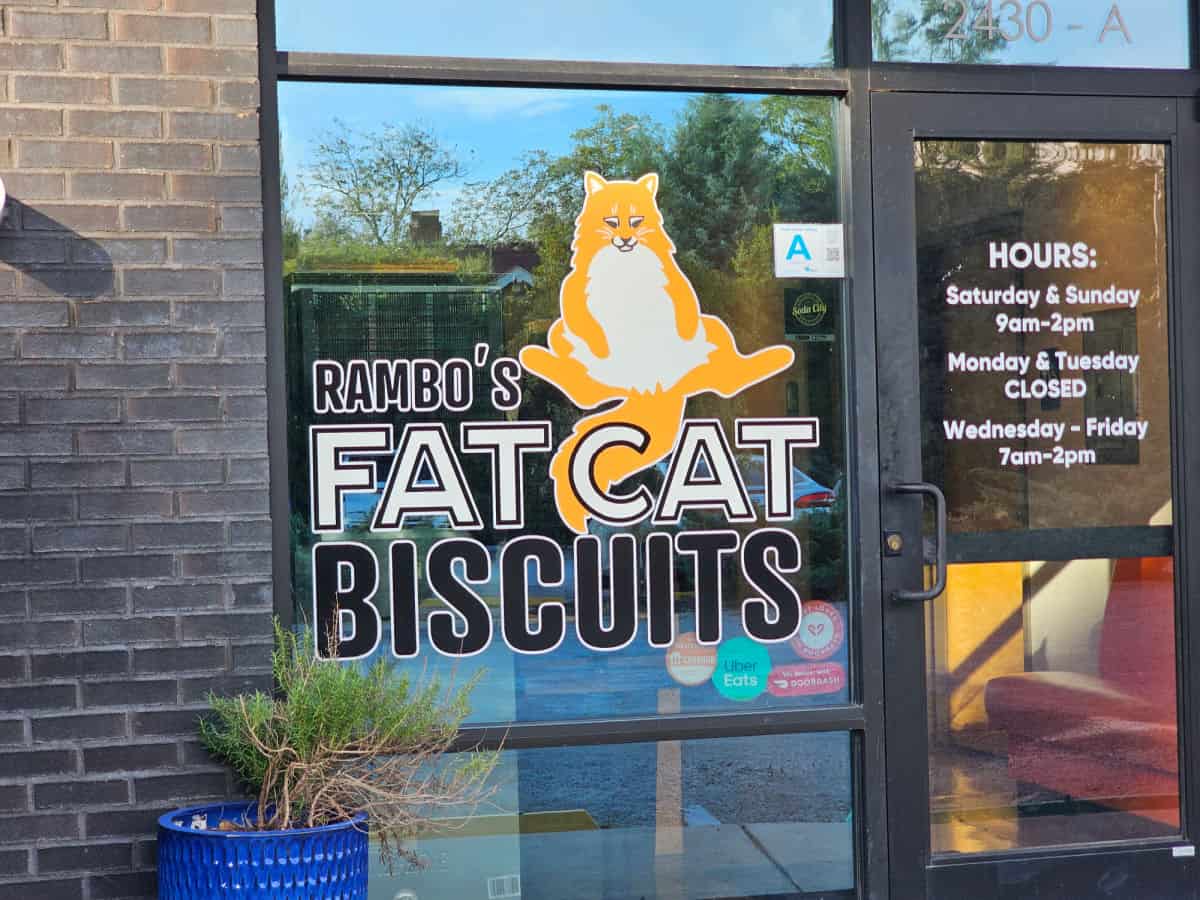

[873,0,1191,68]
[280,83,851,723]
[373,733,855,899]
[274,0,835,67]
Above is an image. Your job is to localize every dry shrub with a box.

[199,620,498,868]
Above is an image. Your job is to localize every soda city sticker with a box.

[665,632,718,687]
[767,662,846,698]
[791,292,828,327]
[790,600,844,661]
[712,636,771,702]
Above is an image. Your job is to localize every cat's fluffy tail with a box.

[549,389,687,534]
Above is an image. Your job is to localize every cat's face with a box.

[575,172,671,257]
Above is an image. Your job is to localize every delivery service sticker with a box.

[305,171,824,663]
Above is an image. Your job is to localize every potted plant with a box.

[157,621,496,899]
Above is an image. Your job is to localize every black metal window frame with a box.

[255,1,1199,898]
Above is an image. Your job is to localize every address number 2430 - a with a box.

[943,1,1134,46]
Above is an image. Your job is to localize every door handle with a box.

[889,482,947,603]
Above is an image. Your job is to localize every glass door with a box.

[872,93,1200,898]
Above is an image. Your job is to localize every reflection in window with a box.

[275,0,834,67]
[280,84,850,722]
[375,733,855,899]
[873,0,1190,69]
[928,557,1179,853]
[915,141,1171,534]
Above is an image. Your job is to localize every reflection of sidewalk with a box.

[370,820,853,899]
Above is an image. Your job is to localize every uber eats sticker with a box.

[305,172,828,695]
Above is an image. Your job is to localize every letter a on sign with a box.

[1099,4,1132,44]
[787,234,812,261]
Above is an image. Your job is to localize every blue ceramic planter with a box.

[157,802,368,899]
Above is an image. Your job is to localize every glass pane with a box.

[873,0,1190,68]
[928,557,1179,853]
[373,733,856,898]
[276,0,834,67]
[915,140,1171,534]
[280,83,851,722]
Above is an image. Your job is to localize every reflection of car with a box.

[651,452,836,517]
[742,460,836,513]
[341,482,450,530]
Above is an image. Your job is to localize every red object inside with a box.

[984,556,1179,827]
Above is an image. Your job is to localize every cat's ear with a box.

[584,171,607,195]
[636,173,659,198]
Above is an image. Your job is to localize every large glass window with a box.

[873,0,1191,68]
[275,0,835,67]
[280,83,851,723]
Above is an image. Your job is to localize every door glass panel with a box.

[927,557,1179,853]
[916,141,1171,535]
[915,139,1178,853]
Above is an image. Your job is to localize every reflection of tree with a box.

[307,118,468,245]
[915,140,1055,222]
[547,105,665,194]
[761,96,836,196]
[873,0,1005,63]
[506,96,834,295]
[288,97,837,282]
[280,146,302,261]
[663,95,774,271]
[448,150,555,247]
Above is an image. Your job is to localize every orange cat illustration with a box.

[520,171,794,533]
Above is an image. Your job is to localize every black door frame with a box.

[872,90,1200,899]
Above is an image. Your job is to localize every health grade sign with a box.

[305,172,827,681]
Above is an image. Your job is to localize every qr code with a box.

[825,246,841,262]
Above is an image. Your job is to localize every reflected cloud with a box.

[413,87,574,122]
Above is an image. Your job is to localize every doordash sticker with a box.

[767,662,846,697]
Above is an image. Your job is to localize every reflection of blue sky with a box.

[878,0,1189,67]
[275,0,833,68]
[279,83,761,228]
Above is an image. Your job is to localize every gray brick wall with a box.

[0,2,272,897]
